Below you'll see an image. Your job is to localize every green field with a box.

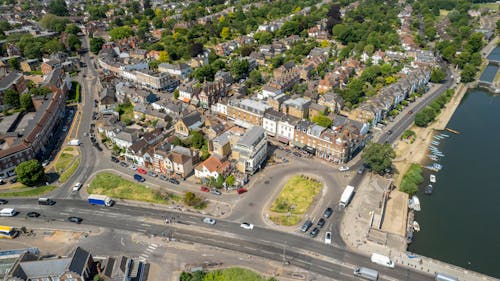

[88,172,169,204]
[0,185,57,197]
[180,267,277,281]
[269,175,322,226]
[55,153,74,171]
[59,158,81,183]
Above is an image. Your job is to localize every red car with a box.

[237,188,248,194]
[137,167,147,175]
[200,186,210,192]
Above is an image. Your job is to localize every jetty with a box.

[445,128,460,134]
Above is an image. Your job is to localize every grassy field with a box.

[269,175,322,226]
[0,185,57,197]
[88,172,169,204]
[55,153,74,171]
[181,267,275,281]
[59,158,81,183]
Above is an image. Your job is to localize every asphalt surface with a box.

[4,198,433,281]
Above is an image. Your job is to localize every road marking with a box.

[120,237,125,247]
[150,243,158,247]
[140,253,149,258]
[148,245,157,250]
[140,223,151,227]
[60,212,70,216]
[136,229,146,233]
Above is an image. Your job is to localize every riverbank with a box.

[393,83,468,186]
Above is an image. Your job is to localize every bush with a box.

[399,164,423,195]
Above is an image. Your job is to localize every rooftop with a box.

[237,126,265,148]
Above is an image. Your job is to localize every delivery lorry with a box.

[339,185,355,208]
[87,194,113,207]
[68,139,81,146]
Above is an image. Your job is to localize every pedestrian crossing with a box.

[138,243,158,262]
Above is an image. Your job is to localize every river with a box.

[408,88,500,278]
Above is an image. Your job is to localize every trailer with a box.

[87,194,113,207]
[339,185,355,208]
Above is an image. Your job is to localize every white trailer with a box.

[339,185,355,208]
[370,253,395,268]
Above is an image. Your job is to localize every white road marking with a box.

[136,229,146,233]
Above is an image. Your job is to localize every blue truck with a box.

[87,194,113,207]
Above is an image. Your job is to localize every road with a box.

[5,198,432,281]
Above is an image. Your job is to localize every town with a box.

[0,0,498,280]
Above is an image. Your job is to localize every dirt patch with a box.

[45,231,82,244]
[381,190,408,236]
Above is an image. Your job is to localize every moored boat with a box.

[413,221,421,232]
[424,184,433,195]
[409,195,421,211]
[430,174,436,183]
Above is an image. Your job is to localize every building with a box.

[276,114,299,144]
[20,59,40,72]
[174,111,203,137]
[232,126,268,174]
[209,131,232,159]
[153,144,198,178]
[227,99,270,129]
[135,70,179,91]
[158,63,192,79]
[194,155,230,179]
[282,97,311,119]
[0,71,27,108]
[262,109,284,137]
[41,60,61,75]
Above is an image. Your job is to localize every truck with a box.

[87,194,113,207]
[435,273,459,281]
[339,185,355,208]
[68,139,80,146]
[370,253,395,268]
[353,267,379,280]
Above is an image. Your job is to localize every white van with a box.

[435,273,459,281]
[353,267,379,280]
[0,208,16,217]
[370,253,395,268]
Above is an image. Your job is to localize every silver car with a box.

[202,217,216,225]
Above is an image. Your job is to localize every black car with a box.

[387,130,393,135]
[67,216,83,224]
[310,227,320,238]
[169,178,180,185]
[111,156,120,163]
[9,177,17,183]
[293,152,302,157]
[120,162,129,168]
[0,199,8,205]
[159,175,169,181]
[300,220,313,232]
[317,218,326,228]
[26,211,40,218]
[322,207,333,218]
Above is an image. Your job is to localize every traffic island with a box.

[268,175,322,226]
[54,147,81,183]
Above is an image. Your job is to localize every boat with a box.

[433,135,443,140]
[425,165,439,172]
[430,174,436,183]
[429,145,438,150]
[425,184,433,195]
[428,155,438,161]
[413,221,421,232]
[409,195,421,211]
[433,163,442,170]
[431,141,440,145]
[440,133,450,138]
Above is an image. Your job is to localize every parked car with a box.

[237,188,248,194]
[137,168,147,175]
[293,152,302,157]
[357,166,366,174]
[9,177,16,184]
[324,231,332,244]
[129,164,138,171]
[26,211,40,218]
[111,156,120,163]
[120,162,128,168]
[322,207,333,218]
[339,166,350,172]
[201,186,210,192]
[317,218,326,228]
[42,160,50,167]
[240,222,254,230]
[300,220,313,232]
[134,174,145,182]
[408,110,413,114]
[159,175,168,181]
[0,199,8,205]
[67,216,83,224]
[310,227,320,238]
[147,171,158,177]
[202,217,216,225]
[210,188,222,195]
[386,130,393,135]
[169,178,180,185]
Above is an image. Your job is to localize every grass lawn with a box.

[269,175,322,226]
[182,267,274,281]
[88,172,169,204]
[55,153,75,171]
[0,185,57,197]
[59,158,80,183]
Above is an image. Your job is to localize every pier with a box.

[445,128,460,134]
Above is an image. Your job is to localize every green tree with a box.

[20,94,34,110]
[15,160,46,186]
[7,57,19,70]
[3,89,20,108]
[430,67,446,83]
[39,14,69,32]
[65,24,81,35]
[253,31,273,44]
[225,174,235,187]
[312,114,332,128]
[44,39,65,54]
[190,131,205,149]
[220,27,231,40]
[230,59,249,80]
[66,34,81,51]
[399,164,423,195]
[361,142,396,175]
[414,107,436,127]
[109,26,134,40]
[48,0,68,16]
[460,64,477,83]
[90,37,105,54]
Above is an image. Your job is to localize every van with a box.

[435,273,459,281]
[353,267,379,280]
[0,208,16,216]
[38,198,55,206]
[370,253,395,268]
[300,220,313,232]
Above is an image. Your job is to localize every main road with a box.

[6,198,432,281]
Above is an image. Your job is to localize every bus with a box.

[0,225,18,239]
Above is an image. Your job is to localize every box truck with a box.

[370,253,395,268]
[353,267,379,280]
[87,194,113,207]
[339,185,355,208]
[68,139,80,146]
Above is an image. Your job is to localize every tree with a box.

[460,64,477,83]
[312,114,332,128]
[65,24,81,35]
[253,31,273,44]
[220,27,231,40]
[361,143,396,175]
[20,94,34,110]
[190,131,205,149]
[430,67,446,83]
[230,59,249,80]
[109,26,134,40]
[66,34,81,51]
[44,39,65,54]
[4,89,20,108]
[48,0,68,16]
[225,174,235,187]
[7,57,19,70]
[90,37,105,54]
[15,160,45,186]
[39,14,69,32]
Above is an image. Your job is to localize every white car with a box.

[324,231,332,244]
[129,164,138,171]
[42,160,50,167]
[339,166,350,172]
[73,182,82,191]
[202,217,216,225]
[240,222,254,230]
